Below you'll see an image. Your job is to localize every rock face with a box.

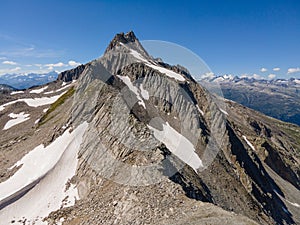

[57,64,86,82]
[0,31,299,225]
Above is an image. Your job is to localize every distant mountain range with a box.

[200,75,300,126]
[0,71,58,89]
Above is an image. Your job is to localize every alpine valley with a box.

[0,31,299,225]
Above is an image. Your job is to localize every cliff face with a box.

[57,64,86,82]
[0,31,299,225]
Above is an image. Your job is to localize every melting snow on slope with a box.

[117,75,146,108]
[29,86,48,94]
[10,91,24,95]
[146,64,186,82]
[0,122,88,225]
[148,122,203,172]
[140,84,149,100]
[3,112,30,130]
[0,91,66,112]
[129,49,149,63]
[196,105,204,116]
[242,135,256,151]
[220,108,228,115]
[44,84,72,95]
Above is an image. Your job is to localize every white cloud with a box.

[11,66,21,72]
[273,67,280,71]
[0,66,21,75]
[268,74,276,79]
[45,62,66,70]
[45,62,65,68]
[200,72,215,79]
[68,60,81,67]
[287,67,300,74]
[253,74,262,79]
[0,57,7,60]
[241,73,263,80]
[2,60,17,65]
[260,68,267,72]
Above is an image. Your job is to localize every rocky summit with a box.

[0,31,299,225]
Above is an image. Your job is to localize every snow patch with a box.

[129,49,148,63]
[44,84,72,95]
[117,75,146,108]
[220,108,228,115]
[43,108,49,113]
[148,122,203,172]
[140,84,149,100]
[147,64,186,82]
[196,105,204,116]
[10,91,24,95]
[242,135,256,151]
[3,112,30,130]
[29,86,48,94]
[0,92,66,112]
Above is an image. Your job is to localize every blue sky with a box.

[0,0,300,79]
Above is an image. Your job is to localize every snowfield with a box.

[3,112,30,130]
[10,91,24,95]
[0,122,88,225]
[29,86,48,94]
[0,91,66,112]
[148,122,203,172]
[44,84,72,95]
[146,64,186,82]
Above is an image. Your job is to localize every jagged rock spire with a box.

[105,31,138,53]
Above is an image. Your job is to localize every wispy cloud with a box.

[241,73,263,80]
[44,62,66,70]
[200,72,215,79]
[2,60,17,65]
[0,34,64,59]
[268,74,276,79]
[273,67,280,71]
[0,66,21,75]
[0,47,64,59]
[260,68,267,72]
[287,67,300,74]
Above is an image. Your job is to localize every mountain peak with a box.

[105,31,138,53]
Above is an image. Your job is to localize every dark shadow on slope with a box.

[160,146,213,203]
[226,123,295,225]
